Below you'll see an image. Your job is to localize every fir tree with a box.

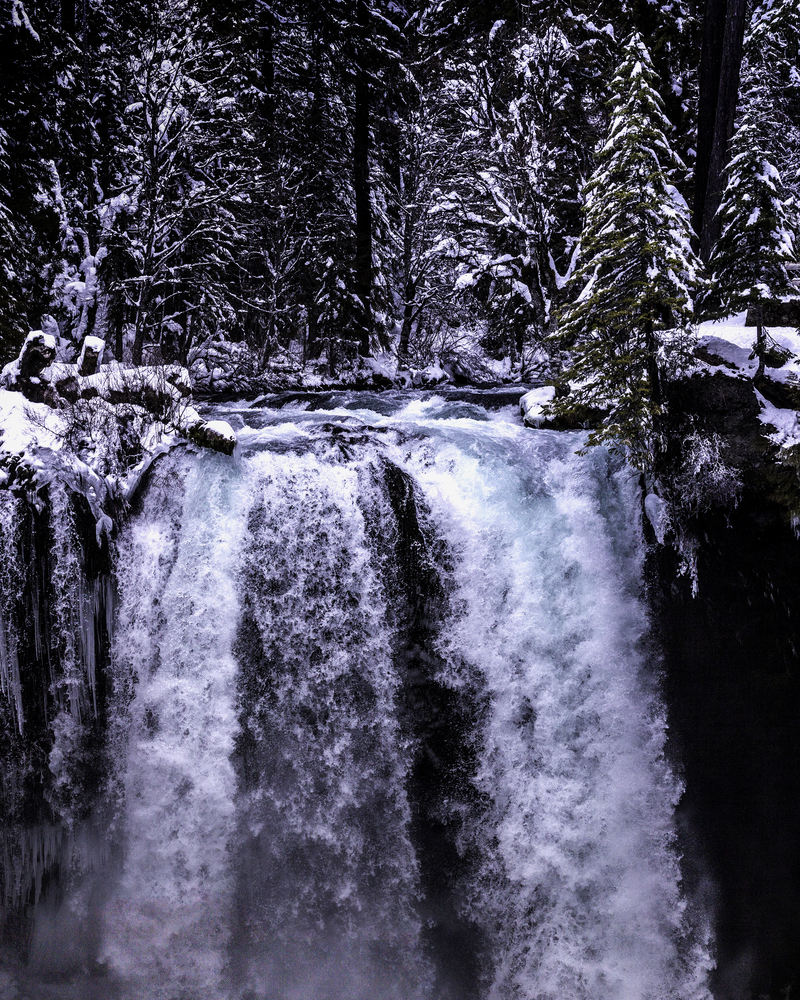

[552,32,704,469]
[707,90,796,375]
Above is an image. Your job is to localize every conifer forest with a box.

[2,0,798,413]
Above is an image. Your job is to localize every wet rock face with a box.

[0,484,114,951]
[664,373,762,468]
[660,372,800,524]
[651,373,800,999]
[649,509,800,1000]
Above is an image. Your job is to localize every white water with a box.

[395,411,713,999]
[103,454,248,997]
[7,393,713,1000]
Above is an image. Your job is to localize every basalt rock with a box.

[18,332,57,378]
[77,336,106,377]
[644,368,800,999]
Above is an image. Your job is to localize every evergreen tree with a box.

[706,92,796,374]
[739,0,800,245]
[0,0,67,353]
[552,32,704,469]
[433,20,566,371]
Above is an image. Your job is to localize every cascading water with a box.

[0,393,712,1000]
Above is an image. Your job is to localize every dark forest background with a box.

[1,0,798,374]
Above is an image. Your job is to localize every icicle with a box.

[48,482,107,722]
[2,824,68,910]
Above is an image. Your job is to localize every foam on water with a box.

[396,422,713,1000]
[228,447,426,999]
[102,453,249,998]
[4,401,713,1000]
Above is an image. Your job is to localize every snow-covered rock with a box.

[691,313,800,461]
[185,418,237,456]
[1,331,59,392]
[520,386,556,427]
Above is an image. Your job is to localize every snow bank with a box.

[0,333,239,551]
[694,313,800,385]
[757,392,800,451]
[0,389,64,460]
[692,313,800,455]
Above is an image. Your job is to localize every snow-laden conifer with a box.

[552,31,704,469]
[706,100,796,370]
[746,0,800,206]
[705,24,798,374]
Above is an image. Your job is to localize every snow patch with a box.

[644,493,669,544]
[757,391,800,450]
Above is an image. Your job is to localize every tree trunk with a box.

[398,279,415,362]
[112,289,124,362]
[398,205,416,363]
[696,0,747,260]
[261,6,275,133]
[754,303,765,378]
[353,1,372,358]
[132,282,151,366]
[694,0,726,240]
[304,24,324,361]
[257,5,276,357]
[60,0,75,35]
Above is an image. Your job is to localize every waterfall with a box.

[0,393,712,1000]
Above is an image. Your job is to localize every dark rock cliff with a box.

[648,372,800,1000]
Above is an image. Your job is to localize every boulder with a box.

[186,418,237,455]
[520,386,556,427]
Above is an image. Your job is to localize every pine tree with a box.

[706,88,796,374]
[552,32,704,469]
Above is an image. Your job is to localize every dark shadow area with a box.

[374,459,490,1000]
[648,501,800,1000]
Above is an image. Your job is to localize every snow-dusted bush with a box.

[187,337,299,395]
[673,432,743,514]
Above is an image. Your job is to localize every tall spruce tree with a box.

[707,92,796,373]
[552,32,704,469]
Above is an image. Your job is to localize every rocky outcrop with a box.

[644,368,800,1000]
[76,335,106,377]
[1,334,236,459]
[647,462,800,1000]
